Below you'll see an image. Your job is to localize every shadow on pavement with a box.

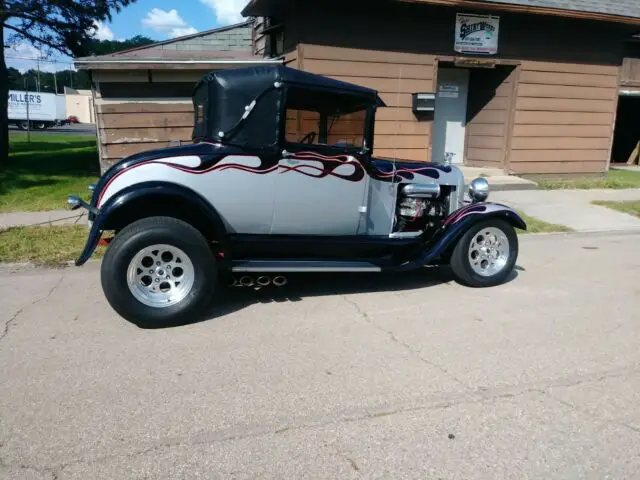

[130,267,520,330]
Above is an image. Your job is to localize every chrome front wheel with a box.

[450,219,518,287]
[467,227,510,277]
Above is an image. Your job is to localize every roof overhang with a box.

[242,0,640,25]
[74,58,284,71]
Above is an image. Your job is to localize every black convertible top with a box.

[194,64,385,104]
[192,65,385,145]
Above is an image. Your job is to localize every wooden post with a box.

[626,140,640,165]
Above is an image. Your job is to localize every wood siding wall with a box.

[510,61,619,174]
[301,44,435,161]
[283,1,632,173]
[96,102,194,169]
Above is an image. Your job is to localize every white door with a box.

[432,68,470,164]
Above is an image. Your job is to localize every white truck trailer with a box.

[8,90,67,130]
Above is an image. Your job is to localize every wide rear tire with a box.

[450,218,518,288]
[101,216,217,327]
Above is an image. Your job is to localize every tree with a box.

[7,68,92,92]
[0,0,137,168]
[84,35,154,56]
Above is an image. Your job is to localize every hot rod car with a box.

[68,65,526,325]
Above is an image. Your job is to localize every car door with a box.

[271,146,369,235]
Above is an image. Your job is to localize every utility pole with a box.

[24,77,31,143]
[36,57,41,92]
[53,64,58,94]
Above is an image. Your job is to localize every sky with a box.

[5,0,248,73]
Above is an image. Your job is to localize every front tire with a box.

[101,216,217,327]
[450,219,518,287]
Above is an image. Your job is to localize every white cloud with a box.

[91,20,115,41]
[143,8,187,30]
[5,42,63,73]
[142,8,198,38]
[168,27,199,38]
[200,0,246,25]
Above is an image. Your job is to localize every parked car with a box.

[68,65,526,326]
[66,115,80,124]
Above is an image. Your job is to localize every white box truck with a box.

[8,90,67,130]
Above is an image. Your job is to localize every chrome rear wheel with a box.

[126,244,195,308]
[101,216,217,327]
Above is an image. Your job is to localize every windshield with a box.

[284,87,370,149]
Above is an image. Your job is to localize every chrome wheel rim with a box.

[126,244,195,308]
[468,227,510,277]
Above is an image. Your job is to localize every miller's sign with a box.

[455,13,499,55]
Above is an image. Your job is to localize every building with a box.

[75,21,281,172]
[242,0,640,176]
[77,1,640,176]
[63,87,94,124]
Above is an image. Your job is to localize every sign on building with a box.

[454,13,499,55]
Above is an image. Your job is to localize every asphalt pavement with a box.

[2,231,640,479]
[9,124,97,136]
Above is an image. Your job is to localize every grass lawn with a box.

[592,200,640,218]
[516,210,572,234]
[0,132,100,212]
[0,225,104,266]
[536,169,640,190]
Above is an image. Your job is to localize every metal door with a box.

[432,68,470,165]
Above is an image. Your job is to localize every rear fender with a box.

[75,182,228,266]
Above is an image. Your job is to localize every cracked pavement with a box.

[1,231,640,479]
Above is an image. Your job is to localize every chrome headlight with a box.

[469,177,490,203]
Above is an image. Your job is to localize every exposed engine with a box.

[394,183,448,234]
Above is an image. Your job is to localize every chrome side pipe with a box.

[256,276,271,287]
[239,276,254,287]
[272,276,287,287]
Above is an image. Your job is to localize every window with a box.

[284,87,368,149]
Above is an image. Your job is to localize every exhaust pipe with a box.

[228,276,238,287]
[239,276,254,287]
[256,276,271,287]
[272,276,287,287]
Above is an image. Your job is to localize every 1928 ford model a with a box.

[68,65,526,325]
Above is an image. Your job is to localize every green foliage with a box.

[1,0,138,167]
[7,68,91,92]
[592,200,640,218]
[536,169,640,190]
[0,225,105,265]
[1,133,99,212]
[84,35,154,56]
[515,210,572,234]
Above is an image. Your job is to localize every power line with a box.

[5,55,75,65]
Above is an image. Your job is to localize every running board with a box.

[231,260,381,273]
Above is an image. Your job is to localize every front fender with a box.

[443,202,527,230]
[386,202,526,272]
[75,182,228,266]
